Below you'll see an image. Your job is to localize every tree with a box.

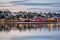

[4,11,9,18]
[27,14,34,18]
[48,12,52,17]
[0,11,2,18]
[10,16,15,20]
[37,14,41,17]
[23,15,27,18]
[15,14,22,20]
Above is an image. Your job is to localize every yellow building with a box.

[48,17,55,22]
[0,19,6,27]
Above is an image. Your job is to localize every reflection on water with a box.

[0,29,60,40]
[0,25,60,40]
[0,22,60,32]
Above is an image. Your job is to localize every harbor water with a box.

[0,28,60,40]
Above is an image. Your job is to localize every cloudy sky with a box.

[0,0,60,12]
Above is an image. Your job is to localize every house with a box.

[34,17,41,22]
[47,17,56,22]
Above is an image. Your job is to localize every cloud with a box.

[0,0,60,7]
[24,0,60,3]
[0,0,60,3]
[0,0,60,12]
[0,0,28,2]
[0,0,29,7]
[11,3,60,8]
[13,3,52,6]
[0,3,13,7]
[10,0,29,3]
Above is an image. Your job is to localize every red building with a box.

[33,17,47,22]
[34,17,41,22]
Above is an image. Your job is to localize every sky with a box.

[0,0,60,12]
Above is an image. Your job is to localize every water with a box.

[0,28,60,40]
[0,22,60,40]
